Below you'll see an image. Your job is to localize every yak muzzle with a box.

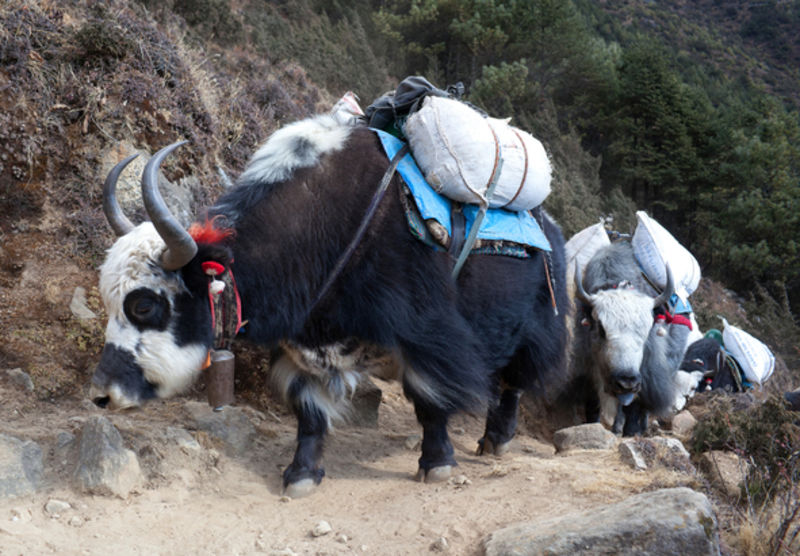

[610,370,642,396]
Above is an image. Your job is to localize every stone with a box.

[73,415,142,497]
[183,401,257,457]
[0,434,43,498]
[618,439,647,470]
[671,410,698,438]
[69,287,97,320]
[4,368,34,392]
[100,142,196,228]
[164,427,202,452]
[651,436,691,459]
[552,423,617,452]
[311,520,332,537]
[405,434,422,451]
[431,537,449,551]
[44,499,72,516]
[698,450,750,499]
[483,487,719,556]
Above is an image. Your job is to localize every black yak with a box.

[91,114,569,496]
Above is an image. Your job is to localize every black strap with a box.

[448,204,466,257]
[307,143,410,314]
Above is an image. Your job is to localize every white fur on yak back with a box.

[237,114,354,187]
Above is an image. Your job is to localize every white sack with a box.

[721,318,775,385]
[566,221,610,276]
[565,221,610,297]
[632,211,701,298]
[404,96,551,211]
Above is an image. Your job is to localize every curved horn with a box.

[574,264,593,305]
[652,264,675,309]
[102,154,139,236]
[141,141,198,270]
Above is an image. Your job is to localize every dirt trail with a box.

[0,379,693,556]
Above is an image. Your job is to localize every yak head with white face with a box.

[574,264,674,401]
[91,143,226,409]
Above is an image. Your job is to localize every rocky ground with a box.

[2,367,729,556]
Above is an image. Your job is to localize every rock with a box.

[164,427,202,452]
[785,388,800,411]
[651,436,691,460]
[431,536,449,551]
[183,401,257,457]
[405,434,422,451]
[73,415,142,497]
[44,499,72,517]
[69,286,97,320]
[618,439,647,470]
[4,368,34,392]
[0,434,43,498]
[698,450,750,499]
[671,410,698,438]
[552,423,617,452]
[100,142,196,228]
[349,378,382,428]
[311,520,332,537]
[483,487,719,556]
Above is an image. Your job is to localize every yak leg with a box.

[410,398,456,483]
[621,401,648,436]
[477,386,522,456]
[282,377,328,498]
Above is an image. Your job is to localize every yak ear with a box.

[181,243,234,291]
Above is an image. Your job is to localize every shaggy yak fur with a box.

[92,115,570,496]
[571,242,690,436]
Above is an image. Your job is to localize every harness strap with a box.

[306,143,409,314]
[208,268,243,350]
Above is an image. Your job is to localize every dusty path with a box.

[0,379,691,555]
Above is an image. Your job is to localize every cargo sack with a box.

[566,221,610,276]
[721,317,775,385]
[632,211,701,298]
[404,96,552,212]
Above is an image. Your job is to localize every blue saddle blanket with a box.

[374,129,551,252]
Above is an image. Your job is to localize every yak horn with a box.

[652,264,675,309]
[574,264,593,305]
[102,153,138,236]
[141,141,197,270]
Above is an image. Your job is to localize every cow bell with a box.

[207,349,235,410]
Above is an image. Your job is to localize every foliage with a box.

[691,396,800,554]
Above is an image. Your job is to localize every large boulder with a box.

[483,487,719,556]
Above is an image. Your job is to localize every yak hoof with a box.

[283,478,318,499]
[476,437,511,456]
[416,465,453,483]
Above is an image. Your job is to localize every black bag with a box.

[365,76,468,137]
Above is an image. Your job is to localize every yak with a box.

[90,114,569,497]
[572,241,692,435]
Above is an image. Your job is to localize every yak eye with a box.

[132,298,156,319]
[123,288,169,330]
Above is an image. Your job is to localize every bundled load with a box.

[404,96,552,211]
[721,318,775,386]
[565,220,610,277]
[632,210,701,299]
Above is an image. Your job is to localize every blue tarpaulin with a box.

[374,129,550,252]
